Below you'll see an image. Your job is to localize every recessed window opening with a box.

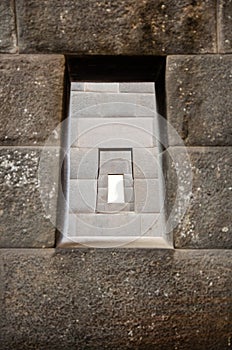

[57,56,171,248]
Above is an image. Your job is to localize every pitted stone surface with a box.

[0,249,231,349]
[0,0,16,53]
[164,147,232,249]
[0,55,64,146]
[16,0,216,54]
[166,55,232,146]
[218,0,232,53]
[0,148,59,247]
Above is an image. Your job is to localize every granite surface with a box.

[218,0,232,53]
[16,0,217,54]
[0,148,59,247]
[0,0,17,53]
[166,55,232,146]
[0,55,65,146]
[163,147,232,249]
[0,248,231,349]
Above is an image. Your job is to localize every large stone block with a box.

[0,55,65,146]
[0,249,231,349]
[15,0,216,54]
[72,118,155,148]
[0,147,59,247]
[166,55,232,146]
[218,0,232,53]
[164,147,232,249]
[0,0,17,53]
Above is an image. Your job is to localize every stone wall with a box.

[0,1,231,349]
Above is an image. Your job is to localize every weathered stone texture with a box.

[0,55,65,146]
[16,0,216,54]
[166,55,232,146]
[0,0,17,53]
[0,148,59,247]
[164,147,232,249]
[0,249,231,349]
[218,0,232,53]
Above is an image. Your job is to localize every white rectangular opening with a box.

[107,175,125,203]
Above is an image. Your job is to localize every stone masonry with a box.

[0,1,231,349]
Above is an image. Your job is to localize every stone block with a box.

[85,83,119,93]
[1,249,231,349]
[68,213,141,237]
[166,55,232,146]
[218,0,232,53]
[71,82,84,91]
[69,179,97,213]
[16,0,216,54]
[74,118,154,148]
[0,147,59,247]
[0,0,16,53]
[70,148,98,179]
[71,92,155,118]
[124,187,134,203]
[141,214,164,237]
[100,160,132,175]
[134,179,161,213]
[97,174,134,188]
[119,83,155,94]
[163,147,232,249]
[100,149,132,163]
[96,202,134,213]
[133,147,159,178]
[0,55,65,146]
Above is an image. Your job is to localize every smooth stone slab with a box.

[71,92,156,118]
[0,0,16,53]
[166,55,232,146]
[0,147,59,247]
[218,0,232,53]
[163,147,232,249]
[1,249,231,349]
[70,148,98,179]
[0,55,64,146]
[133,147,159,179]
[134,179,161,213]
[69,179,97,213]
[16,0,216,54]
[73,118,155,148]
[119,83,155,94]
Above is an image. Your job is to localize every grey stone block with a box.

[134,179,161,213]
[16,0,216,54]
[74,118,154,148]
[141,214,164,237]
[99,160,132,175]
[124,187,134,203]
[163,147,232,249]
[0,55,65,146]
[133,147,159,179]
[218,0,232,53]
[1,249,231,349]
[119,83,155,93]
[68,213,141,237]
[69,179,97,213]
[100,149,132,163]
[70,148,98,179]
[71,92,155,118]
[166,55,232,146]
[96,202,134,213]
[0,0,16,53]
[85,83,119,93]
[0,147,59,247]
[71,82,84,91]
